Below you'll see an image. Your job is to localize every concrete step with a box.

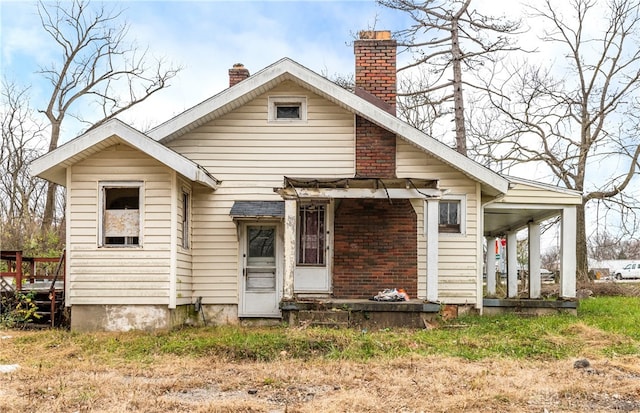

[297,310,350,328]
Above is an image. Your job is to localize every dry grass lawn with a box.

[1,328,639,413]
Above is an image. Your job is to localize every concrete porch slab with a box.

[280,299,441,329]
[482,298,578,316]
[280,298,441,313]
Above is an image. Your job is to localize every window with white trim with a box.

[99,182,143,247]
[268,96,307,122]
[438,195,466,235]
[297,204,326,266]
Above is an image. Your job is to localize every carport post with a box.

[507,231,518,298]
[528,222,541,299]
[560,206,577,298]
[485,237,496,295]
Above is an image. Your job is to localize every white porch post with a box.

[486,237,496,296]
[528,222,542,299]
[507,231,518,298]
[283,200,297,300]
[426,199,439,302]
[561,206,577,298]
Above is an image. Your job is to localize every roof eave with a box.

[30,119,218,190]
[148,58,509,195]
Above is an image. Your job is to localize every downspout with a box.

[476,183,484,313]
[65,166,71,308]
[169,171,177,309]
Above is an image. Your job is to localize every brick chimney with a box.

[229,63,250,87]
[353,30,397,178]
[354,30,397,114]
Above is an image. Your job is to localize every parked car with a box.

[540,268,555,282]
[612,263,640,280]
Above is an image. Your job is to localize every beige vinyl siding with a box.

[67,144,172,305]
[176,176,193,305]
[498,182,582,205]
[397,140,480,304]
[168,81,355,304]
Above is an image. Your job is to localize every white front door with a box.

[240,224,281,317]
[294,203,332,293]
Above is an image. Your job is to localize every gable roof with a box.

[148,58,509,196]
[30,119,218,189]
[504,175,583,199]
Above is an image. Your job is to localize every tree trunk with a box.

[41,121,61,230]
[575,202,589,282]
[41,183,57,229]
[451,16,467,156]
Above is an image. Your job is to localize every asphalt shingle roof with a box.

[229,201,285,218]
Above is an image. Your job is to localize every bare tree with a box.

[378,0,521,155]
[396,71,445,136]
[541,245,560,272]
[37,0,180,229]
[470,0,640,280]
[589,231,625,261]
[589,231,640,260]
[0,80,48,249]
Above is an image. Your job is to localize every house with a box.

[30,31,582,331]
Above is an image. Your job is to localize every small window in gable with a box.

[99,182,143,247]
[268,96,307,122]
[276,104,301,119]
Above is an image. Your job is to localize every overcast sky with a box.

[1,0,423,143]
[0,0,535,142]
[3,0,638,241]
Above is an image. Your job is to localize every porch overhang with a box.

[483,203,563,237]
[483,176,582,237]
[274,177,443,199]
[229,200,285,220]
[482,177,582,301]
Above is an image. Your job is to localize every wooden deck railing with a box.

[1,250,66,327]
[0,250,65,292]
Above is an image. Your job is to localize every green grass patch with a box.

[7,296,639,365]
[578,296,640,339]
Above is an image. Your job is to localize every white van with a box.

[612,263,640,280]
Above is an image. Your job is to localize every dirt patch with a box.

[583,281,640,297]
[540,281,640,299]
[1,348,639,412]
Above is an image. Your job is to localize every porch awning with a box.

[282,177,439,190]
[229,201,285,218]
[275,177,443,199]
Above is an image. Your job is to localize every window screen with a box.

[298,204,326,265]
[102,186,140,246]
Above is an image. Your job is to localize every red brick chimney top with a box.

[229,63,250,87]
[354,30,397,114]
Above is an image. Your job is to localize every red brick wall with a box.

[332,199,417,299]
[356,116,396,178]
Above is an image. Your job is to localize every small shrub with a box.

[0,290,41,328]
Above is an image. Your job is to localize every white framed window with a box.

[181,191,190,249]
[438,195,466,235]
[98,181,143,247]
[297,203,326,266]
[268,96,307,122]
